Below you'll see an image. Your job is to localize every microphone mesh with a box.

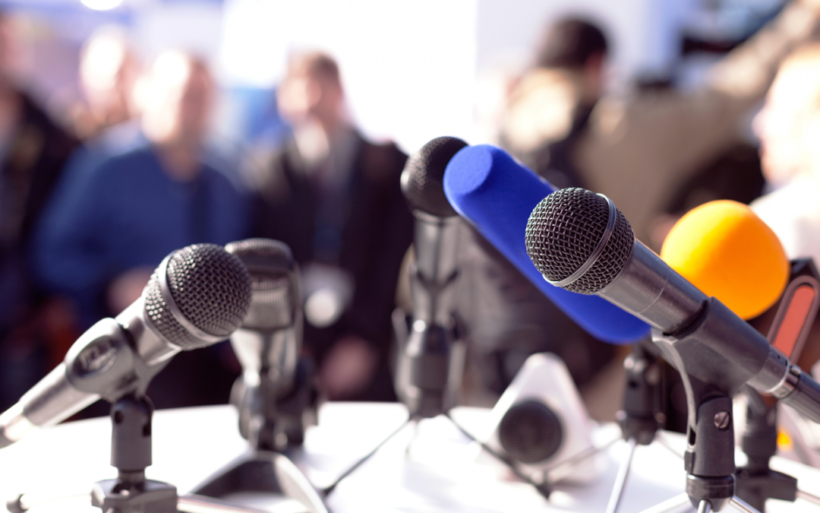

[225,238,295,331]
[525,188,634,294]
[144,244,252,349]
[401,136,468,217]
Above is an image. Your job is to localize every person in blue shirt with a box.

[32,52,249,411]
[35,51,249,326]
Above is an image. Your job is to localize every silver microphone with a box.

[225,238,312,449]
[0,243,252,448]
[396,136,467,417]
[524,187,820,425]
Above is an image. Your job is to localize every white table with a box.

[1,403,820,513]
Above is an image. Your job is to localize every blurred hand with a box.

[318,335,378,400]
[107,267,153,315]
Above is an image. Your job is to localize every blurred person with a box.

[502,2,820,250]
[0,13,78,411]
[33,51,249,409]
[70,27,141,141]
[752,44,820,266]
[252,51,413,401]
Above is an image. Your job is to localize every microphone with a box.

[0,244,252,448]
[442,144,649,344]
[660,200,789,320]
[396,136,468,417]
[524,188,820,424]
[225,238,313,449]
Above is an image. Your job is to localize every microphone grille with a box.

[225,238,296,331]
[525,188,633,294]
[144,244,252,349]
[401,136,468,217]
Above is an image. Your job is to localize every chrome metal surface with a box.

[796,489,820,506]
[605,438,638,513]
[118,301,180,365]
[18,364,98,427]
[412,214,461,326]
[730,496,762,513]
[231,328,298,393]
[0,403,36,443]
[602,243,707,335]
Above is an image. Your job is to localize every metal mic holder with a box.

[243,356,318,451]
[190,356,327,513]
[734,387,820,512]
[91,393,178,513]
[647,301,768,513]
[605,340,666,513]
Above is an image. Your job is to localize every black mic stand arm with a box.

[648,297,820,513]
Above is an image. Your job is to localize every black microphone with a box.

[524,187,820,424]
[225,238,314,449]
[0,244,252,448]
[396,136,468,418]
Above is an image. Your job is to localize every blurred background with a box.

[0,0,806,423]
[3,0,785,153]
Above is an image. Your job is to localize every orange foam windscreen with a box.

[661,200,789,320]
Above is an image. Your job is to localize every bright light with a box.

[81,0,124,11]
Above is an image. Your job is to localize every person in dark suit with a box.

[252,51,413,401]
[0,14,78,411]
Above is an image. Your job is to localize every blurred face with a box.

[754,62,820,186]
[80,33,139,119]
[142,52,213,144]
[177,64,213,138]
[277,66,321,125]
[277,63,342,127]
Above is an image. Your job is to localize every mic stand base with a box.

[92,479,177,513]
[189,451,328,513]
[443,412,552,499]
[91,394,181,513]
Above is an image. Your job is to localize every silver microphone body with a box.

[396,136,469,418]
[0,244,252,448]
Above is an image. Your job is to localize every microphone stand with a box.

[734,388,796,512]
[319,258,553,499]
[189,357,327,513]
[92,393,178,513]
[5,391,272,513]
[604,340,666,513]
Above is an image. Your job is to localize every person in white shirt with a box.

[751,43,820,265]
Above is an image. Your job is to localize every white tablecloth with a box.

[1,403,820,513]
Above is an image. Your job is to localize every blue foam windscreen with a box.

[443,145,649,344]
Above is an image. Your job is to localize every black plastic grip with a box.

[781,373,820,424]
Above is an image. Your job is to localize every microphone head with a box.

[225,238,297,331]
[661,200,789,320]
[401,136,468,217]
[143,243,252,349]
[526,188,634,294]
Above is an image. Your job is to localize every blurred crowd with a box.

[2,0,820,421]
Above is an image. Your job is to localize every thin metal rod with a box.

[637,492,693,513]
[9,493,89,512]
[656,433,685,460]
[445,412,551,499]
[605,437,638,513]
[797,489,820,506]
[541,435,621,479]
[731,496,763,513]
[697,500,712,513]
[321,415,412,497]
[405,418,420,455]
